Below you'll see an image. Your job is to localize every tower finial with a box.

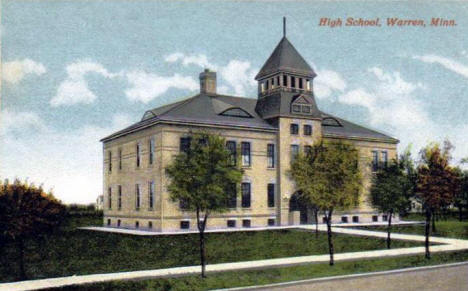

[283,17,286,37]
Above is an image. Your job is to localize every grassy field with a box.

[0,215,422,283]
[46,250,468,291]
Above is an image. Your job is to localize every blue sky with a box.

[1,0,468,204]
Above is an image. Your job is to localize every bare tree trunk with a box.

[315,209,319,238]
[431,211,436,233]
[196,209,208,278]
[387,209,393,249]
[326,209,334,266]
[425,209,431,259]
[17,238,26,280]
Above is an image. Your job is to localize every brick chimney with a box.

[199,69,216,94]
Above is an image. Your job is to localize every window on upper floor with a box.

[148,181,154,210]
[227,183,237,209]
[149,138,155,165]
[241,142,251,167]
[118,149,122,170]
[135,184,141,210]
[226,141,237,166]
[304,124,312,136]
[372,151,379,172]
[108,187,112,209]
[381,151,388,168]
[267,144,275,168]
[118,185,122,210]
[180,137,191,153]
[108,151,112,172]
[136,143,141,167]
[290,123,299,135]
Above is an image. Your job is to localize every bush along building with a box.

[101,29,398,231]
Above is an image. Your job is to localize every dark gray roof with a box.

[255,37,316,80]
[255,90,321,119]
[321,112,398,143]
[101,94,277,141]
[102,93,398,144]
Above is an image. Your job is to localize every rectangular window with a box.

[322,217,328,223]
[299,78,303,89]
[135,221,139,229]
[135,184,140,210]
[268,219,275,226]
[291,76,296,88]
[267,144,275,168]
[265,79,269,90]
[117,219,121,227]
[242,219,251,228]
[382,215,388,222]
[180,137,191,153]
[241,182,251,208]
[241,142,251,167]
[352,216,359,223]
[180,199,189,210]
[267,184,275,207]
[302,105,311,113]
[136,143,141,167]
[118,149,122,170]
[277,76,280,87]
[149,138,155,165]
[107,219,111,226]
[227,183,237,208]
[290,123,299,135]
[381,151,388,168]
[227,220,236,228]
[148,221,153,229]
[372,151,379,172]
[304,145,312,155]
[341,216,348,223]
[148,181,154,210]
[292,105,301,112]
[226,141,237,166]
[108,187,112,209]
[291,145,299,160]
[304,124,312,136]
[372,215,378,222]
[180,220,190,229]
[271,77,275,89]
[108,151,112,172]
[306,79,311,90]
[118,185,122,210]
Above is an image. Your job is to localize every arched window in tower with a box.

[271,77,275,89]
[283,75,287,87]
[306,79,311,91]
[299,78,303,89]
[290,76,296,88]
[277,76,280,87]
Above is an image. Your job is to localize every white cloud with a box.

[414,55,468,79]
[125,71,198,103]
[50,61,119,107]
[314,69,347,99]
[164,53,257,96]
[0,110,132,204]
[2,59,46,84]
[0,109,47,136]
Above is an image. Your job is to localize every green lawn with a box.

[46,250,468,291]
[354,218,468,240]
[0,215,422,283]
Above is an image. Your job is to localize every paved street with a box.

[251,263,468,291]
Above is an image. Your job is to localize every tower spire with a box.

[283,17,286,37]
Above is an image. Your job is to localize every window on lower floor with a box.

[180,137,191,153]
[304,124,312,136]
[148,221,153,229]
[322,217,328,223]
[341,216,348,223]
[117,219,121,227]
[118,185,122,210]
[180,220,190,229]
[241,183,251,208]
[242,219,251,228]
[135,184,141,210]
[382,215,388,222]
[107,219,111,226]
[227,220,236,228]
[268,219,275,226]
[372,215,378,222]
[291,145,299,161]
[227,183,237,209]
[148,181,154,210]
[352,216,359,223]
[108,187,112,210]
[267,184,275,208]
[135,221,139,229]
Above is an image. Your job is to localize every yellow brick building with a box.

[101,34,398,231]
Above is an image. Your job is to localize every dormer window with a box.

[291,95,313,115]
[322,117,342,127]
[220,107,253,118]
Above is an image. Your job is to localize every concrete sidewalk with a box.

[1,225,467,291]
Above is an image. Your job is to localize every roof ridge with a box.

[156,94,200,117]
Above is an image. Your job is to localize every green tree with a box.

[165,132,243,278]
[370,154,413,249]
[453,167,468,221]
[0,179,66,280]
[290,139,362,265]
[416,141,458,259]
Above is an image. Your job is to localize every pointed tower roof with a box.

[255,36,316,80]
